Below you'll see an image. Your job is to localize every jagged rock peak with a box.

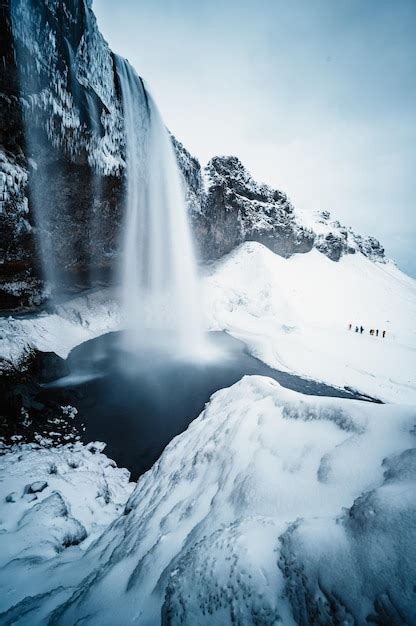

[310,209,386,262]
[204,155,291,207]
[193,155,314,261]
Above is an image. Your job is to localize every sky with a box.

[94,0,416,276]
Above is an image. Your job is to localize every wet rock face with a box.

[171,134,203,215]
[0,0,125,307]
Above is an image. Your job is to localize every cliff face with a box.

[188,156,385,265]
[193,156,315,261]
[0,0,125,307]
[0,0,386,311]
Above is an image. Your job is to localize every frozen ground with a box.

[0,440,134,614]
[1,241,415,623]
[0,288,121,372]
[0,376,414,624]
[203,242,416,403]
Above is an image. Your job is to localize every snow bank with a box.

[203,242,416,403]
[0,440,134,614]
[1,376,414,623]
[0,288,121,371]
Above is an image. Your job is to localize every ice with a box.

[0,376,414,623]
[0,288,121,371]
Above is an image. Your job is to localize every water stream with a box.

[116,57,205,358]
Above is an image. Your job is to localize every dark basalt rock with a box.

[0,0,125,309]
[313,212,386,262]
[26,350,70,383]
[0,350,83,446]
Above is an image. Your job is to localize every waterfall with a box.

[115,57,205,358]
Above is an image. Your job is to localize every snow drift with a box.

[1,376,414,624]
[204,242,416,403]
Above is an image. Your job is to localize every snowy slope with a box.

[0,288,121,371]
[0,440,134,615]
[203,242,416,403]
[1,376,414,624]
[2,241,415,405]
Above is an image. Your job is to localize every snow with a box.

[203,242,416,403]
[0,376,413,623]
[0,288,121,371]
[0,440,134,614]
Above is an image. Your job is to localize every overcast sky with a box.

[94,0,416,276]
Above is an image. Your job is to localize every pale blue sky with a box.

[94,0,416,276]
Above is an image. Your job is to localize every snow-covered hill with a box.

[204,242,416,403]
[1,376,414,624]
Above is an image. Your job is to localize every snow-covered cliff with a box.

[0,0,388,312]
[193,156,386,264]
[0,0,126,307]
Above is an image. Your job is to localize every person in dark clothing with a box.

[355,326,359,332]
[382,330,386,338]
[370,329,374,335]
[348,323,352,330]
[376,329,379,337]
[360,326,364,334]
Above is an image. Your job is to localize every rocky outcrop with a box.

[191,158,386,264]
[312,210,385,262]
[193,155,315,260]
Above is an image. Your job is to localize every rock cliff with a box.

[189,156,385,264]
[0,0,125,308]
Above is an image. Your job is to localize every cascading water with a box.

[115,57,205,358]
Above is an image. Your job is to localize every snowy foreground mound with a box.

[204,242,416,403]
[0,442,133,563]
[1,376,414,625]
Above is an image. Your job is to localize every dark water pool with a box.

[45,331,378,479]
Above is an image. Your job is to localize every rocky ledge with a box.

[189,155,386,264]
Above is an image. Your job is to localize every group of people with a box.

[348,324,386,338]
